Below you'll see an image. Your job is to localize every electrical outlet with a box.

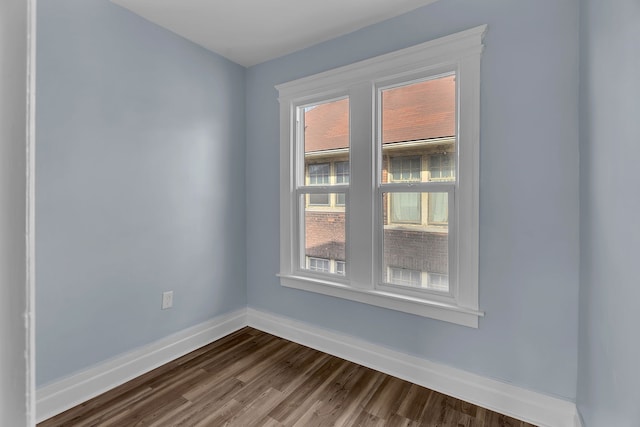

[162,291,173,310]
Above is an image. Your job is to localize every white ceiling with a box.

[111,0,439,67]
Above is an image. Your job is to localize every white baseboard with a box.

[246,308,578,427]
[36,309,246,423]
[37,307,579,427]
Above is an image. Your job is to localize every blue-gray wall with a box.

[0,0,30,424]
[36,0,246,386]
[246,0,580,400]
[31,0,640,421]
[577,0,640,425]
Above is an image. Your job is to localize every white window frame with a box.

[277,25,486,328]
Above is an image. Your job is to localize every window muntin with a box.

[278,25,485,327]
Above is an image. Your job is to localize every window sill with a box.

[277,274,483,328]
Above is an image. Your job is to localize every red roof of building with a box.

[304,75,455,153]
[304,98,350,153]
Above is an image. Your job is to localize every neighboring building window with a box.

[336,261,346,276]
[429,153,454,180]
[307,257,330,273]
[391,156,421,182]
[388,267,421,287]
[390,156,421,224]
[308,163,330,206]
[278,26,485,327]
[335,161,349,206]
[305,257,346,276]
[427,272,449,292]
[428,153,453,224]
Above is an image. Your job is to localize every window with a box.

[388,267,422,287]
[427,272,449,292]
[336,261,346,276]
[335,161,349,206]
[428,153,453,224]
[389,157,421,224]
[307,257,330,273]
[278,26,485,327]
[307,163,330,206]
[305,257,346,276]
[305,161,349,208]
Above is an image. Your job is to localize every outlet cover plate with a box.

[162,291,173,309]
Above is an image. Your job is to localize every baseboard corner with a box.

[36,308,247,423]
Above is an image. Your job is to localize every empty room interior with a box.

[1,0,639,426]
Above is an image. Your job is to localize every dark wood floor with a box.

[39,327,536,427]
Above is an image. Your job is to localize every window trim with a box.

[277,25,486,328]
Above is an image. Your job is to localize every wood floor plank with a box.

[226,387,285,427]
[38,328,538,427]
[190,398,243,427]
[271,357,351,424]
[364,374,410,420]
[290,399,323,427]
[397,383,433,421]
[163,377,245,426]
[332,367,386,426]
[308,364,369,426]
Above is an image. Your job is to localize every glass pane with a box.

[428,192,448,223]
[308,163,330,185]
[380,75,456,184]
[390,157,421,182]
[309,193,330,206]
[302,193,346,275]
[336,261,346,276]
[307,257,330,273]
[335,161,349,206]
[335,161,349,184]
[382,191,449,292]
[390,192,421,223]
[303,98,350,190]
[389,267,421,287]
